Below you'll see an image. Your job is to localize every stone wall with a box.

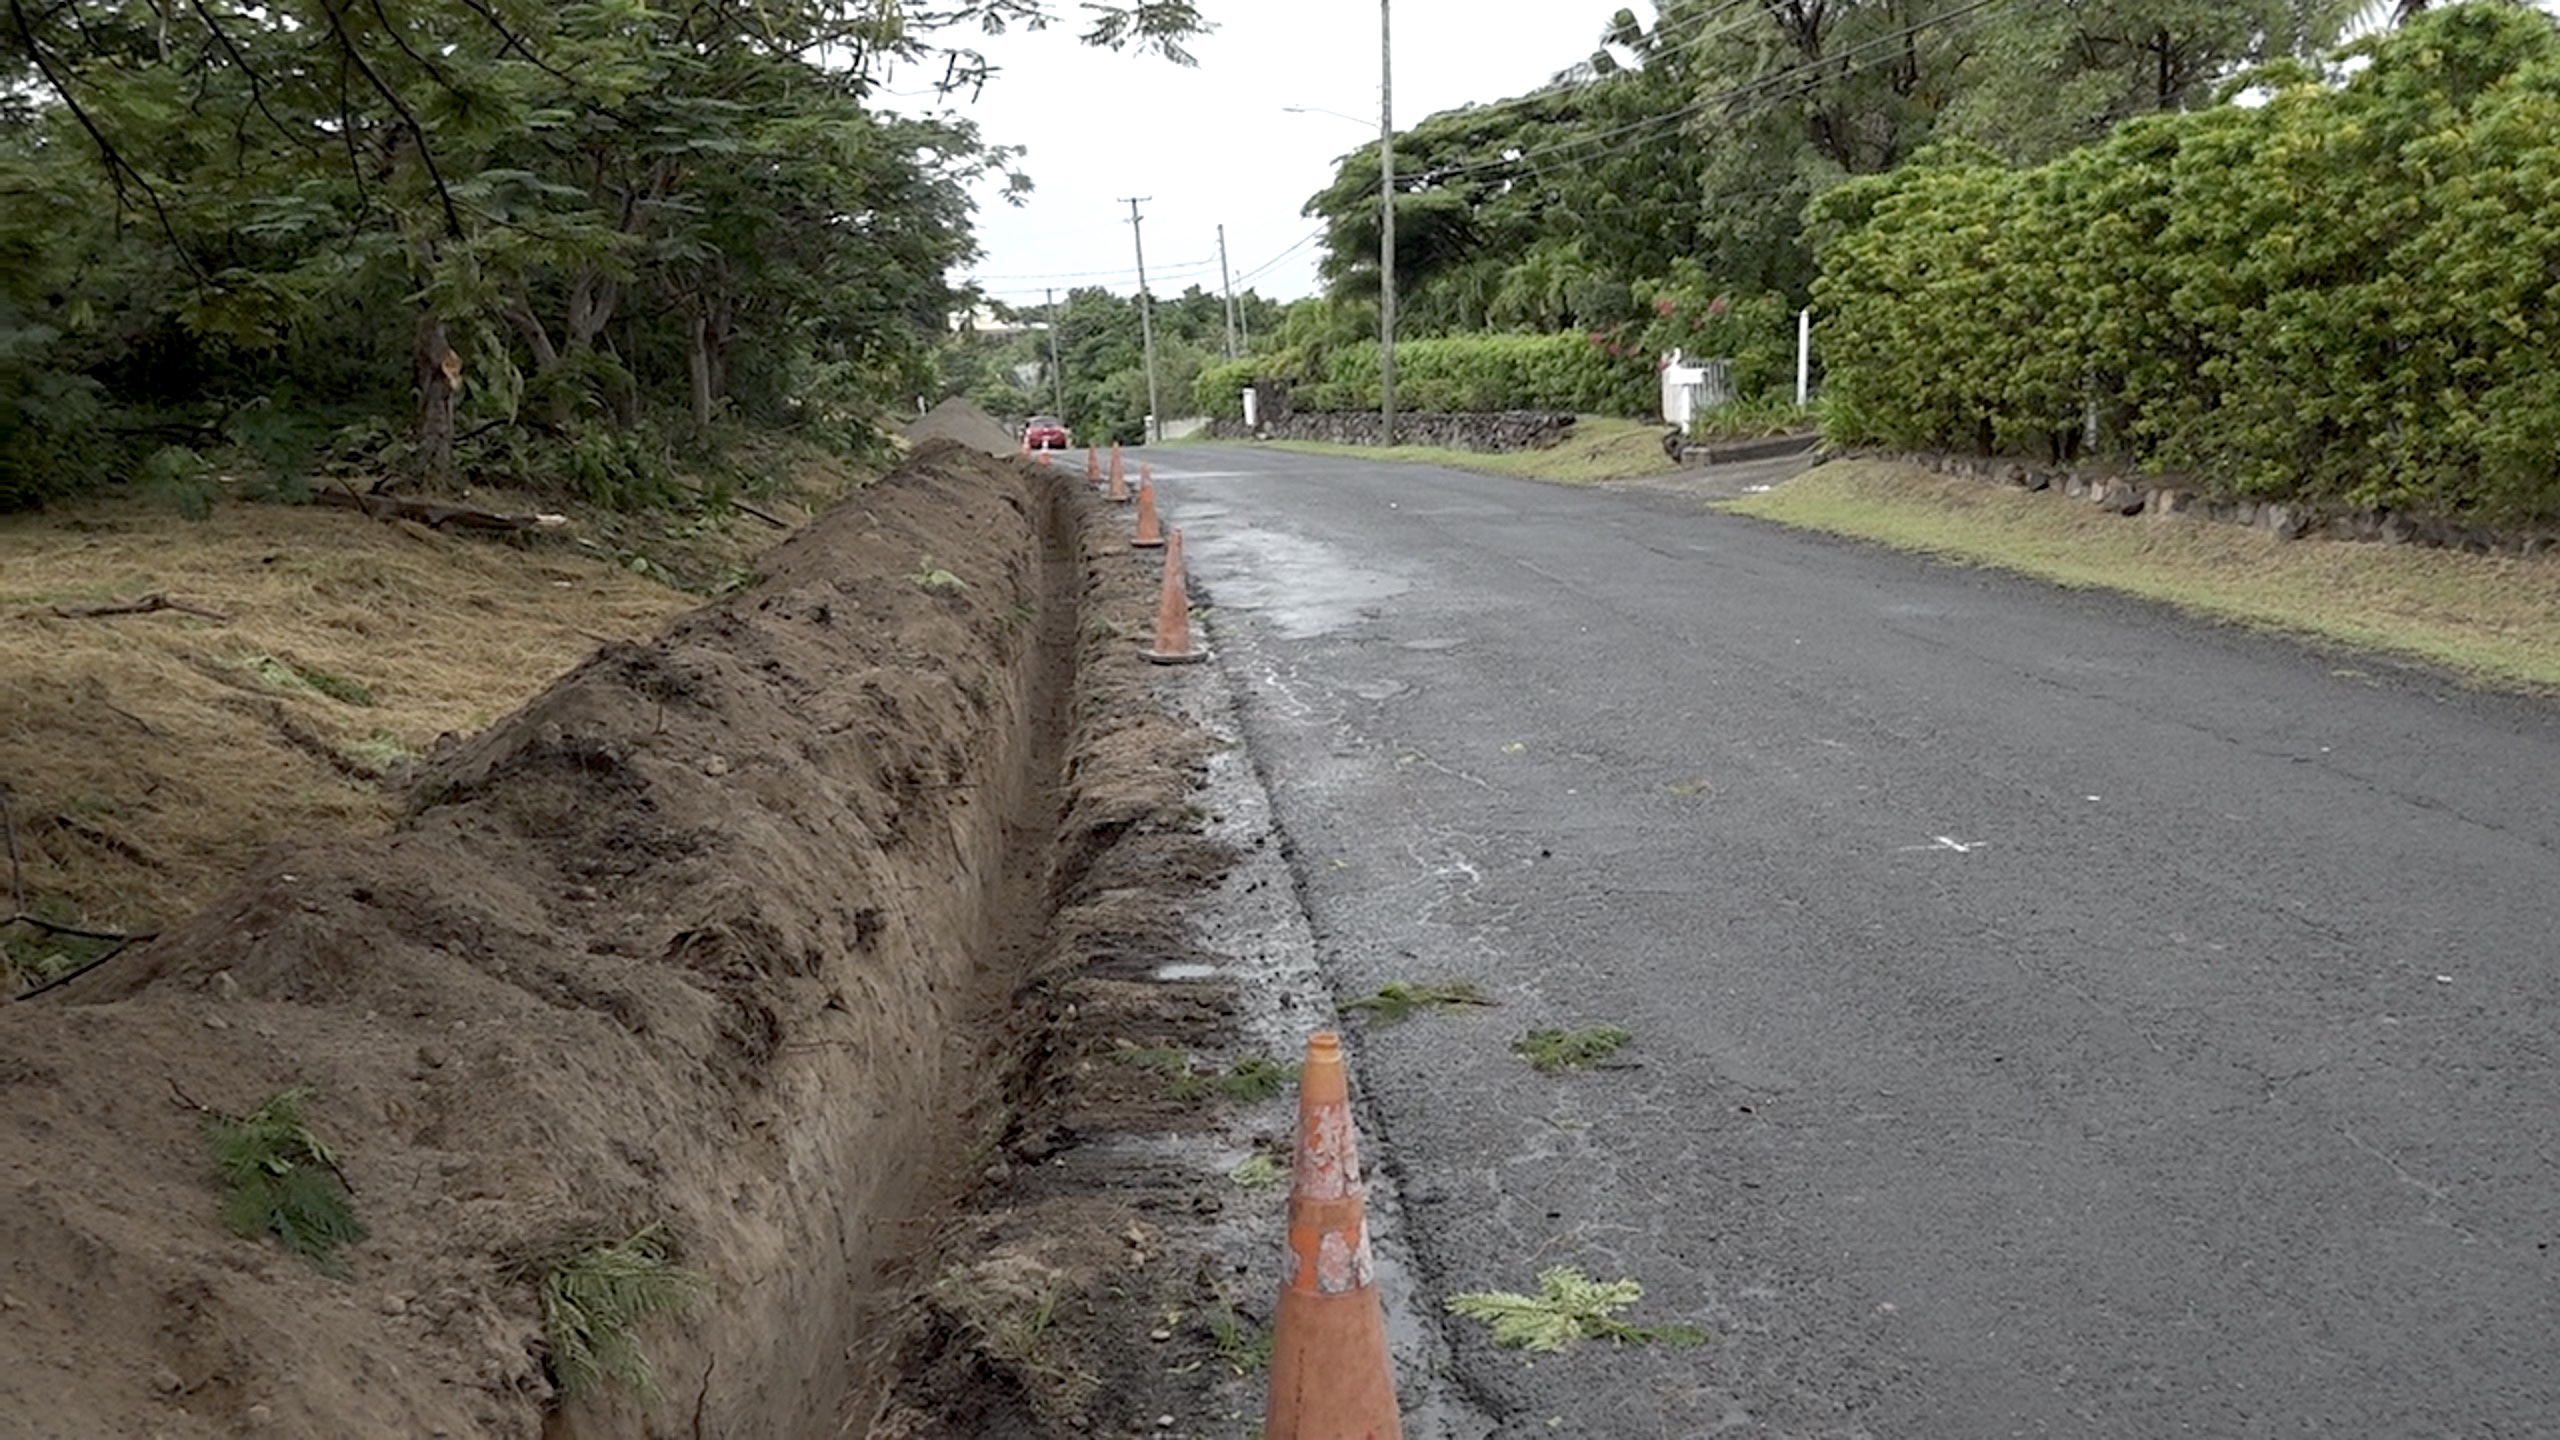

[1206,409,1579,453]
[1203,374,1580,453]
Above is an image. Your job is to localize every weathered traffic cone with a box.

[1131,478,1166,549]
[1140,529,1207,666]
[1109,442,1126,491]
[1134,461,1152,505]
[1264,1032,1402,1439]
[1107,453,1132,504]
[1085,445,1100,482]
[1037,446,1053,467]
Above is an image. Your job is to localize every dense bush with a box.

[1193,356,1268,419]
[1812,2,2560,524]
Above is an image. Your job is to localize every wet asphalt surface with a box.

[1139,443,2560,1439]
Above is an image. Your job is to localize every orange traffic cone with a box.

[1140,528,1206,666]
[1108,453,1131,504]
[1109,442,1125,490]
[1037,447,1052,467]
[1085,445,1100,482]
[1132,461,1151,505]
[1131,479,1165,549]
[1264,1032,1402,1439]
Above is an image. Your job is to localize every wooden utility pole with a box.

[1121,197,1163,444]
[1044,286,1067,419]
[1218,223,1240,361]
[1379,0,1397,446]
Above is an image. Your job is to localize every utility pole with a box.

[1122,197,1163,445]
[1044,286,1066,420]
[1217,224,1240,361]
[1379,0,1397,447]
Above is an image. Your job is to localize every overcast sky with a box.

[887,1,1648,309]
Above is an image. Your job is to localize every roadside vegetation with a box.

[1,0,1207,515]
[1732,460,2560,692]
[1175,0,2382,449]
[0,468,808,963]
[1815,4,2560,531]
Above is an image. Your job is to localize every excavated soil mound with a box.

[0,438,1208,1438]
[903,397,1019,458]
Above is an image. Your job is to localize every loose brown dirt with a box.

[904,398,1021,458]
[0,427,1260,1438]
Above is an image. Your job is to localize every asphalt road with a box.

[1142,443,2560,1439]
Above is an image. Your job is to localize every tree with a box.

[0,0,1211,506]
[1301,0,2365,366]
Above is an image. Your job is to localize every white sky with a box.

[888,1,1648,308]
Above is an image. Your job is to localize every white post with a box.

[1796,307,1812,408]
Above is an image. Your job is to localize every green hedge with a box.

[1812,2,2560,525]
[1192,333,1656,419]
[1194,355,1267,419]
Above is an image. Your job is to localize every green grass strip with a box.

[1728,460,2560,693]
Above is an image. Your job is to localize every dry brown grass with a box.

[0,444,867,947]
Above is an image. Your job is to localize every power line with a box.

[1231,228,1325,288]
[959,256,1219,283]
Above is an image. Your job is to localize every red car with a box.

[1024,416,1071,450]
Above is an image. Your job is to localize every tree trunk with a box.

[414,308,457,482]
[706,291,734,413]
[687,304,714,429]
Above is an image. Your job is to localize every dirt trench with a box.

[0,438,1219,1437]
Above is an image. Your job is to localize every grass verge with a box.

[1728,459,2560,692]
[0,433,864,936]
[1262,415,1678,485]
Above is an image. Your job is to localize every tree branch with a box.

[6,0,211,279]
[319,0,463,238]
[49,592,235,622]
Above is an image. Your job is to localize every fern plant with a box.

[202,1088,366,1277]
[541,1226,706,1408]
[1514,1025,1632,1073]
[909,555,967,591]
[1344,980,1494,1024]
[1446,1267,1708,1352]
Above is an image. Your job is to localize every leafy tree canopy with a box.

[0,0,1211,507]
